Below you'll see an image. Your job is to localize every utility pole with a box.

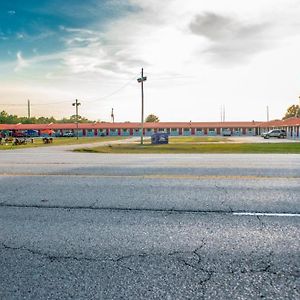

[111,108,115,123]
[72,99,81,140]
[223,105,225,122]
[137,68,147,145]
[27,99,31,119]
[267,106,269,122]
[220,106,223,122]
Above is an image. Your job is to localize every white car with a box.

[222,129,232,136]
[261,129,287,139]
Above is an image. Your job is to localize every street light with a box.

[72,99,81,140]
[137,68,147,145]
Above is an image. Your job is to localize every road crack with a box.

[215,183,233,212]
[1,242,99,263]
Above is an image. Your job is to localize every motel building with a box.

[1,118,300,139]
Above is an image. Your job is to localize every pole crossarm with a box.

[137,76,147,83]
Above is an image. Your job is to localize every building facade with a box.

[1,118,300,139]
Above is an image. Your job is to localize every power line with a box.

[84,75,137,104]
[0,74,139,107]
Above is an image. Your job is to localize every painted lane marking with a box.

[233,212,300,217]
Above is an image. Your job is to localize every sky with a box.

[0,0,299,122]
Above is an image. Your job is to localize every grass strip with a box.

[0,137,126,150]
[169,137,230,143]
[75,143,300,154]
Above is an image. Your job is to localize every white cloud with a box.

[16,33,25,40]
[189,12,271,63]
[0,31,8,41]
[3,0,300,121]
[56,0,300,76]
[14,52,29,72]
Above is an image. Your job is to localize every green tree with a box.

[145,114,160,122]
[0,110,95,124]
[283,104,300,119]
[59,115,93,123]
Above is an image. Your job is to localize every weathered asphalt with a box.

[0,143,299,299]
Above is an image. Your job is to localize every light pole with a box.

[137,68,147,145]
[72,99,81,140]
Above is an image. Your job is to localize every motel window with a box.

[184,128,190,131]
[98,129,103,132]
[122,129,128,132]
[87,129,93,133]
[158,128,165,131]
[196,128,202,131]
[147,129,152,132]
[135,129,140,132]
[171,128,177,131]
[110,129,116,132]
[208,128,215,131]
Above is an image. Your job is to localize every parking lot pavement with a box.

[0,149,299,299]
[228,136,300,143]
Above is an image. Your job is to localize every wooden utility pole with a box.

[111,108,115,123]
[72,99,81,140]
[137,68,147,145]
[141,68,144,145]
[27,99,31,119]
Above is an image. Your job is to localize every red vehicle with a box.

[12,131,26,137]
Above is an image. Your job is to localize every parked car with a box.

[25,130,39,137]
[151,132,169,144]
[222,129,232,136]
[12,131,26,137]
[62,131,74,137]
[262,129,287,139]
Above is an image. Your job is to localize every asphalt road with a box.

[0,143,299,299]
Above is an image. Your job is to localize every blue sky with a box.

[0,0,300,121]
[0,0,135,59]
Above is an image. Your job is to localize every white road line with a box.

[233,212,300,217]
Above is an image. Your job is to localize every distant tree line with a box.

[146,106,300,122]
[0,111,95,124]
[1,105,299,124]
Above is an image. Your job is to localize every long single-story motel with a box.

[1,117,300,138]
